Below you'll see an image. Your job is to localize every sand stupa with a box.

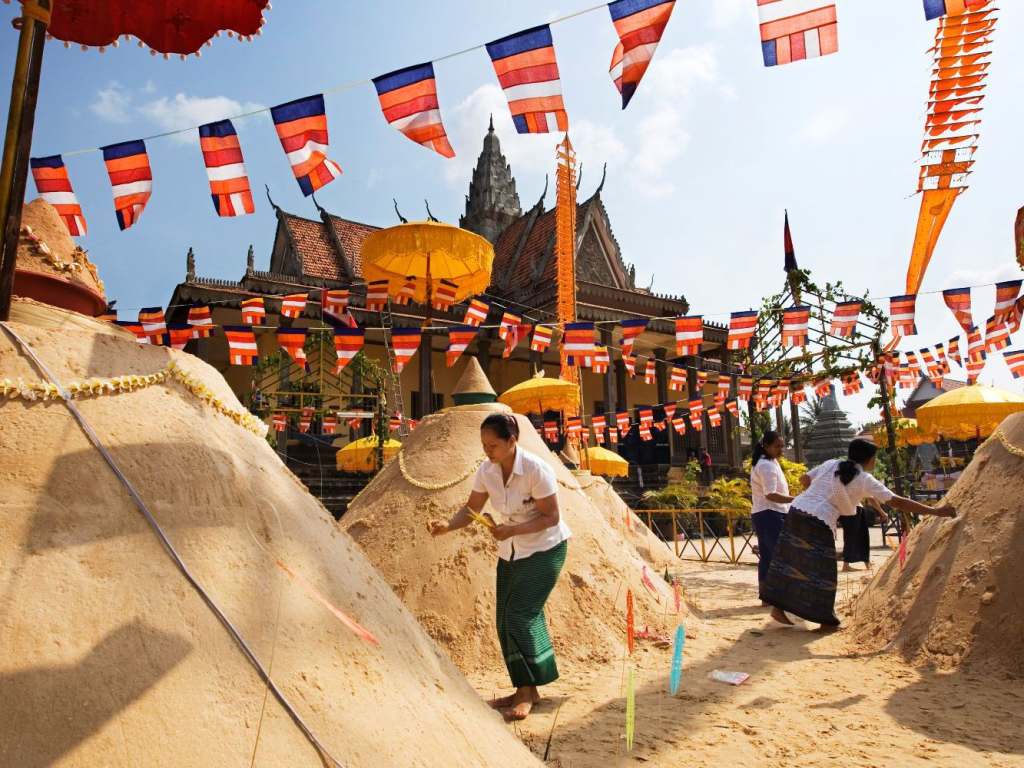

[0,300,541,767]
[850,412,1024,676]
[341,359,680,678]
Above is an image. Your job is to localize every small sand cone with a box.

[451,357,497,407]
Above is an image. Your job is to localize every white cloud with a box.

[942,263,1024,291]
[90,81,132,123]
[366,168,382,189]
[801,106,850,143]
[138,93,264,144]
[709,0,753,29]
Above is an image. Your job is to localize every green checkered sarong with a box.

[495,540,567,688]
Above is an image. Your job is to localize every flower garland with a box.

[988,426,1024,460]
[0,360,266,437]
[398,449,483,490]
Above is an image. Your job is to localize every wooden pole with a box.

[0,2,51,321]
[419,251,433,417]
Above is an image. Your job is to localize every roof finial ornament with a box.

[393,198,408,224]
[264,184,280,213]
[311,192,327,217]
[488,113,494,132]
[646,273,655,292]
[425,199,439,222]
[575,162,583,191]
[595,162,607,195]
[246,244,255,273]
[535,174,548,209]
[186,246,195,281]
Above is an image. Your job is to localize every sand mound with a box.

[850,412,1024,676]
[16,198,105,299]
[341,403,680,678]
[0,300,540,768]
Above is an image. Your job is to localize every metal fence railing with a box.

[632,508,757,565]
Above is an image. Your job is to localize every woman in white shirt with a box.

[749,431,795,601]
[763,438,955,630]
[429,413,571,721]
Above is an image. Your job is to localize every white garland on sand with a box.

[398,449,483,490]
[0,360,266,436]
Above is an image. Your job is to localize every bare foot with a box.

[770,606,794,626]
[488,694,515,710]
[815,622,842,633]
[503,687,540,721]
[842,563,854,572]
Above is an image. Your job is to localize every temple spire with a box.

[459,120,522,243]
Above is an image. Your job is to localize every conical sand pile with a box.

[850,412,1024,676]
[341,366,679,678]
[0,300,540,768]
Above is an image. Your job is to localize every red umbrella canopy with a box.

[32,0,270,55]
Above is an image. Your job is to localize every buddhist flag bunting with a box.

[924,0,992,21]
[947,335,962,366]
[270,95,342,196]
[544,420,560,443]
[968,327,986,359]
[241,297,266,325]
[623,354,637,377]
[432,279,458,312]
[905,350,922,375]
[566,416,583,437]
[114,321,149,343]
[372,62,455,158]
[281,293,308,319]
[277,327,309,370]
[322,415,337,435]
[708,406,722,428]
[726,399,740,417]
[890,295,918,336]
[620,318,648,356]
[1008,297,1024,335]
[608,426,619,444]
[592,414,607,442]
[792,384,808,405]
[639,408,654,428]
[188,304,213,327]
[272,412,287,432]
[689,412,703,431]
[499,311,525,357]
[531,324,553,353]
[675,315,703,356]
[463,298,490,326]
[30,155,86,235]
[198,119,254,217]
[616,411,631,436]
[662,402,677,423]
[783,209,798,272]
[389,414,403,432]
[644,359,656,384]
[391,327,421,373]
[486,25,568,134]
[671,417,686,435]
[669,366,686,392]
[299,407,313,434]
[1003,349,1024,379]
[942,287,974,332]
[562,321,596,366]
[841,371,863,396]
[608,0,676,109]
[758,0,839,68]
[738,377,754,400]
[782,305,810,347]
[717,376,732,403]
[394,277,417,307]
[688,399,704,418]
[447,325,477,367]
[696,370,708,390]
[994,280,1022,323]
[225,326,258,366]
[101,139,152,230]
[813,377,832,398]
[984,315,1010,353]
[137,307,167,343]
[639,422,653,441]
[727,311,758,350]
[829,300,861,337]
[334,327,365,372]
[365,280,389,312]
[165,325,194,350]
[322,289,350,321]
[98,305,117,322]
[592,346,611,374]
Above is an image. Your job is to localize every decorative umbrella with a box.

[915,384,1024,442]
[335,435,400,473]
[584,445,629,478]
[361,221,494,306]
[872,417,933,448]
[498,371,580,415]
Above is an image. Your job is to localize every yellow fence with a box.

[632,509,757,565]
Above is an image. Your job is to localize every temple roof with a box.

[279,211,378,281]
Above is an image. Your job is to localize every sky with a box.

[4,0,1023,428]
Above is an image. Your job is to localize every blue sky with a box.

[5,0,1023,426]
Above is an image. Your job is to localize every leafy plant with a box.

[703,477,752,514]
[641,483,699,510]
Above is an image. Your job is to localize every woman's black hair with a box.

[835,438,879,485]
[751,430,781,467]
[481,413,519,441]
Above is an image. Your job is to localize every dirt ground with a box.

[471,541,1024,767]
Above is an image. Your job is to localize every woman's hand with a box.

[489,523,517,541]
[427,520,450,537]
[930,504,957,519]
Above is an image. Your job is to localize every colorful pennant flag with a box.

[137,306,167,343]
[638,422,653,441]
[164,325,193,350]
[942,287,974,333]
[689,412,703,431]
[391,327,421,373]
[565,416,583,437]
[688,399,704,418]
[675,315,703,356]
[486,25,568,134]
[98,305,117,322]
[277,327,309,370]
[114,321,150,343]
[188,304,213,327]
[365,280,389,312]
[738,377,754,400]
[241,297,266,325]
[757,0,839,68]
[727,311,758,350]
[813,376,832,398]
[224,326,258,366]
[829,300,861,337]
[1003,349,1024,379]
[669,366,687,392]
[696,370,708,390]
[29,154,86,235]
[270,94,342,196]
[334,327,365,373]
[841,371,863,396]
[322,415,337,435]
[984,315,1010,353]
[639,408,654,429]
[608,0,676,109]
[662,402,677,422]
[281,293,308,319]
[101,139,152,230]
[620,318,648,356]
[463,298,490,326]
[616,411,631,436]
[671,416,686,435]
[608,426,619,444]
[499,311,525,358]
[791,382,808,405]
[299,407,313,434]
[644,358,656,385]
[924,0,992,21]
[994,280,1022,323]
[890,294,919,336]
[623,354,637,377]
[394,277,417,306]
[531,324,553,353]
[544,420,560,442]
[198,119,254,217]
[272,412,287,432]
[782,305,810,347]
[372,62,455,158]
[592,345,611,374]
[322,289,350,321]
[447,325,478,367]
[432,279,458,312]
[562,321,596,367]
[592,414,607,443]
[708,407,722,428]
[725,399,740,417]
[716,376,732,403]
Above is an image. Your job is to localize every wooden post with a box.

[790,397,804,463]
[600,326,616,416]
[876,345,905,499]
[0,1,50,321]
[655,346,675,464]
[614,353,628,411]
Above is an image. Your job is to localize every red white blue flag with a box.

[391,327,421,373]
[30,155,86,235]
[531,324,553,353]
[757,0,839,68]
[942,287,974,333]
[101,139,152,230]
[675,315,703,356]
[994,280,1022,323]
[727,311,758,350]
[334,327,365,373]
[198,119,254,217]
[562,321,596,367]
[241,297,266,325]
[619,318,648,356]
[829,300,861,337]
[782,305,810,347]
[1003,348,1024,379]
[225,326,259,366]
[277,327,309,370]
[373,62,455,158]
[447,325,478,367]
[890,295,919,336]
[137,306,167,343]
[270,95,342,196]
[924,0,992,21]
[486,25,568,134]
[607,0,676,109]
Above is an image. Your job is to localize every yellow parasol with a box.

[335,436,401,473]
[872,417,934,448]
[584,445,629,478]
[915,384,1024,442]
[498,371,580,415]
[361,221,494,305]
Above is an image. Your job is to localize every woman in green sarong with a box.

[430,413,571,721]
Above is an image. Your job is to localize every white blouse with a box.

[792,458,895,532]
[750,458,790,514]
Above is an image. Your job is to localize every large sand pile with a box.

[0,300,540,768]
[850,412,1024,676]
[16,199,105,299]
[341,400,680,679]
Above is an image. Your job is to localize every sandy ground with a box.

[471,540,1024,767]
